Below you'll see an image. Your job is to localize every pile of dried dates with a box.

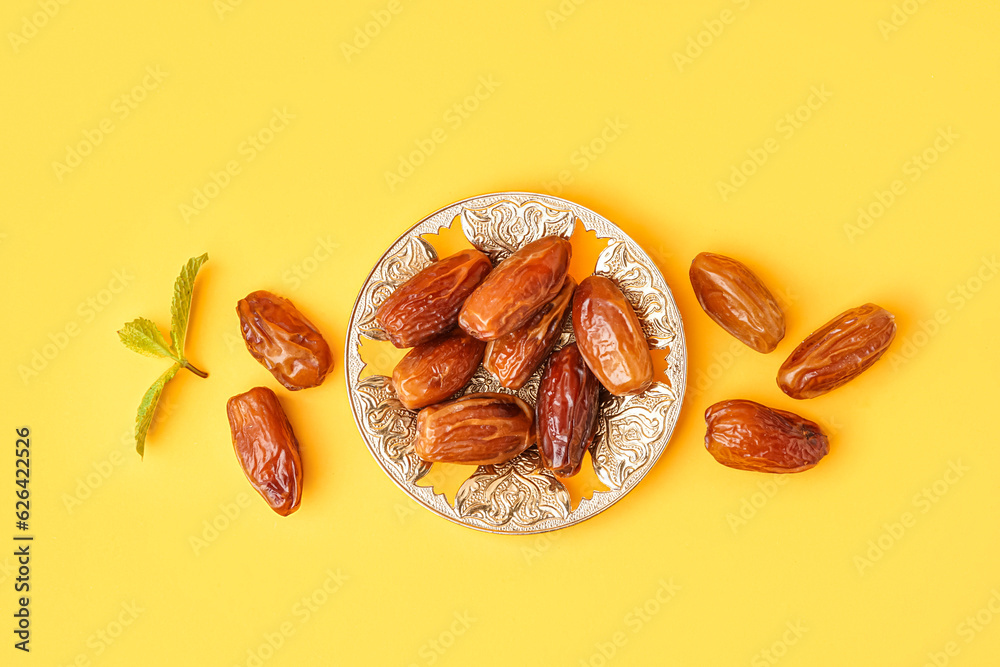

[227,291,334,516]
[690,252,896,473]
[378,236,656,478]
[221,234,898,516]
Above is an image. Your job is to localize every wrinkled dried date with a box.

[391,331,486,410]
[704,399,828,473]
[689,252,786,353]
[237,290,333,391]
[377,249,492,348]
[573,275,654,396]
[484,277,576,389]
[459,236,572,341]
[536,343,600,477]
[778,303,896,399]
[226,386,303,515]
[413,393,536,465]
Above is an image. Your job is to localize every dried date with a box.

[484,277,576,389]
[459,236,572,341]
[237,290,333,391]
[413,393,536,465]
[536,343,600,477]
[376,249,492,348]
[226,386,303,515]
[704,399,828,473]
[778,303,896,399]
[572,275,654,396]
[689,252,785,353]
[392,331,486,410]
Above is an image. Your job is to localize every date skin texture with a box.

[391,331,486,410]
[459,236,572,341]
[227,387,303,516]
[237,290,333,391]
[536,344,600,477]
[572,275,654,396]
[376,249,492,348]
[778,303,896,399]
[413,393,536,465]
[704,399,829,473]
[689,252,786,353]
[484,277,576,389]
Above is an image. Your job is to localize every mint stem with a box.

[182,361,208,378]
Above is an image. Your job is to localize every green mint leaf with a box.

[170,253,208,360]
[135,362,181,458]
[118,318,177,360]
[122,252,210,457]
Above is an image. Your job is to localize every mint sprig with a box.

[118,253,209,457]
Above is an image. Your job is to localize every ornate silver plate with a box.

[346,193,687,534]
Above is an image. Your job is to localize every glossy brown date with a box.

[704,399,828,473]
[376,249,492,348]
[572,275,654,396]
[237,290,333,391]
[226,387,303,516]
[459,236,572,341]
[536,343,600,477]
[778,303,896,399]
[413,393,536,466]
[689,252,786,353]
[391,331,486,410]
[484,277,576,389]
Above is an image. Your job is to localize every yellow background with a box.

[3,1,999,665]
